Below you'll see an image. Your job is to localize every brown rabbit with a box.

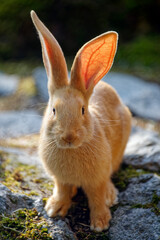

[31,11,131,232]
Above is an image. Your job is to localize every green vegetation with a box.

[0,151,53,197]
[112,165,149,191]
[0,0,159,68]
[0,60,41,77]
[114,35,160,83]
[131,192,160,216]
[0,208,52,240]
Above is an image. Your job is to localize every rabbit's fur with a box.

[31,11,131,232]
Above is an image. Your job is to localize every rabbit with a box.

[31,10,131,232]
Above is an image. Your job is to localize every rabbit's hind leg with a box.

[105,180,119,207]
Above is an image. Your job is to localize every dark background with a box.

[0,0,160,81]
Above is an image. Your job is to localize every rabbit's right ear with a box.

[30,11,68,94]
[70,32,118,97]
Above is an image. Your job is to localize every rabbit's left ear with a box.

[70,32,118,94]
[30,11,68,94]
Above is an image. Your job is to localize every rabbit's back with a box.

[89,81,131,173]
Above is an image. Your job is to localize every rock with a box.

[124,127,160,171]
[105,72,160,121]
[33,68,160,121]
[109,173,160,240]
[0,183,34,214]
[48,219,76,240]
[0,184,76,240]
[0,73,19,96]
[33,67,48,101]
[0,110,42,139]
[119,173,160,205]
[109,207,160,240]
[0,145,40,166]
[34,198,76,240]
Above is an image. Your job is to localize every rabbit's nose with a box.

[62,133,76,144]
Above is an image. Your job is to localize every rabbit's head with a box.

[31,11,118,149]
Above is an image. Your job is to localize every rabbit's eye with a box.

[53,108,56,115]
[82,106,85,115]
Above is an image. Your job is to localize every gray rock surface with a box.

[1,173,160,239]
[33,67,48,101]
[109,173,160,240]
[33,67,160,120]
[34,198,76,240]
[0,184,76,240]
[0,145,40,166]
[0,110,42,138]
[109,207,160,240]
[119,173,160,205]
[124,127,160,171]
[0,183,34,214]
[105,72,160,121]
[0,73,19,96]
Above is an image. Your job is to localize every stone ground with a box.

[0,71,160,239]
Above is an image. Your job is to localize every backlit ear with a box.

[70,32,118,92]
[30,11,68,94]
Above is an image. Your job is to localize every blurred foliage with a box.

[113,35,160,83]
[117,35,160,67]
[0,59,42,76]
[0,0,52,60]
[0,0,159,60]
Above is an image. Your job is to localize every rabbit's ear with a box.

[30,11,68,93]
[70,32,118,94]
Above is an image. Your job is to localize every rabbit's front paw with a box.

[90,207,111,232]
[45,195,71,217]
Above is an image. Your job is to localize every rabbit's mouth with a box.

[57,136,83,149]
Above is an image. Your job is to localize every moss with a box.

[112,165,149,191]
[1,156,53,197]
[42,198,48,205]
[0,208,52,240]
[131,192,160,216]
[27,191,39,197]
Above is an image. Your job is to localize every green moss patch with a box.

[0,208,52,240]
[112,165,149,191]
[0,152,53,197]
[131,192,160,216]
